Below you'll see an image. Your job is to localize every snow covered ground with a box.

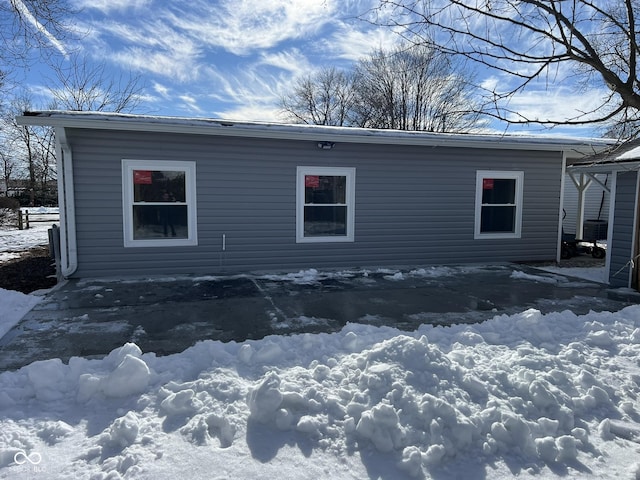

[0,208,58,335]
[0,207,58,263]
[537,265,609,285]
[1,224,640,479]
[1,301,639,479]
[0,212,57,337]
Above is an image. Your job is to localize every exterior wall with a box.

[562,173,610,235]
[608,171,639,288]
[65,128,564,278]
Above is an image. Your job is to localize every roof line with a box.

[568,159,640,173]
[16,110,612,155]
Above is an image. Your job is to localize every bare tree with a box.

[1,0,74,60]
[0,53,147,206]
[353,45,482,132]
[47,54,146,113]
[0,149,17,197]
[281,67,356,126]
[0,0,76,102]
[369,0,640,136]
[1,95,57,205]
[281,45,483,132]
[0,55,147,206]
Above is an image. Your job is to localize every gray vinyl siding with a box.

[65,128,563,278]
[608,171,638,287]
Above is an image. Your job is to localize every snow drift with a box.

[1,304,640,479]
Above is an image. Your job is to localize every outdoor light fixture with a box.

[317,141,335,150]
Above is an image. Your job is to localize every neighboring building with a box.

[568,139,640,289]
[4,179,58,206]
[17,111,607,280]
[1,179,27,198]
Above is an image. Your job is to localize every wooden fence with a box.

[18,210,60,230]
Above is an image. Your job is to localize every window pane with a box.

[134,170,186,203]
[305,175,346,204]
[481,178,516,204]
[133,205,188,239]
[481,206,516,233]
[304,206,347,236]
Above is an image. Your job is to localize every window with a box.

[475,170,523,239]
[296,166,355,243]
[122,160,197,247]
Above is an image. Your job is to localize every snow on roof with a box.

[615,145,640,160]
[568,138,640,172]
[17,110,610,156]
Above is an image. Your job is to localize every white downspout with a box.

[55,127,78,277]
[557,152,567,263]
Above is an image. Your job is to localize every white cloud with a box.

[64,0,390,110]
[480,76,500,93]
[152,82,171,98]
[321,23,404,62]
[216,70,283,108]
[183,60,296,121]
[215,103,283,122]
[501,85,611,125]
[165,0,338,55]
[113,47,202,83]
[21,84,56,109]
[178,94,204,114]
[131,60,290,120]
[71,0,151,13]
[95,20,204,82]
[257,49,313,76]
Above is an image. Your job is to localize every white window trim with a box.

[474,170,524,239]
[296,166,356,243]
[122,159,198,247]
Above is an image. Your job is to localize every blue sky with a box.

[21,0,608,137]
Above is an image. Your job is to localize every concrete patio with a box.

[1,263,638,371]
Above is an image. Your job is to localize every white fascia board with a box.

[567,160,640,174]
[16,111,611,155]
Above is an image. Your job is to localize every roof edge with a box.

[17,110,613,156]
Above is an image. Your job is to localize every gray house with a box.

[18,111,606,279]
[568,139,640,289]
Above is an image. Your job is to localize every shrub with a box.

[0,197,20,226]
[0,197,20,210]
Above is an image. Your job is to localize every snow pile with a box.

[259,266,471,285]
[511,269,569,284]
[378,266,484,282]
[1,306,640,479]
[260,268,355,285]
[0,288,41,339]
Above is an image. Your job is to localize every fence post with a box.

[25,210,29,229]
[18,210,23,230]
[49,224,62,282]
